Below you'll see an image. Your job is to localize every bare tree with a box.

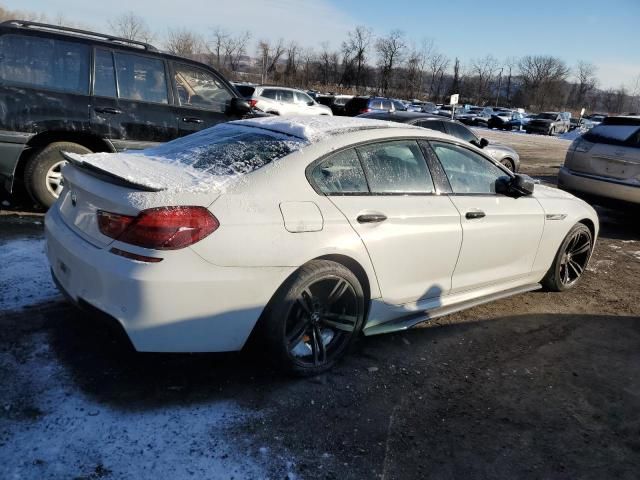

[209,27,229,68]
[503,57,518,105]
[284,41,299,83]
[344,26,372,92]
[427,52,449,100]
[109,12,154,43]
[574,61,598,108]
[470,55,499,104]
[165,28,203,59]
[257,39,285,83]
[376,30,406,95]
[518,55,570,110]
[222,31,252,71]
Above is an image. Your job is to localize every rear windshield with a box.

[142,124,308,175]
[234,84,255,97]
[584,124,640,147]
[536,113,558,120]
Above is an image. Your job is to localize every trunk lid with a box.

[57,152,222,248]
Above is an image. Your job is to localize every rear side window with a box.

[234,84,255,97]
[173,63,232,112]
[114,52,168,104]
[446,122,477,144]
[311,149,368,194]
[260,88,277,99]
[279,90,294,103]
[416,120,446,133]
[584,124,640,148]
[357,140,434,194]
[0,34,89,94]
[94,49,116,97]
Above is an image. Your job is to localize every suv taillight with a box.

[572,137,594,153]
[97,207,219,250]
[359,108,371,114]
[248,99,258,108]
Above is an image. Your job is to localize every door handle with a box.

[465,211,486,220]
[94,107,122,115]
[182,117,203,124]
[357,213,387,224]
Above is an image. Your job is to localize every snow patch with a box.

[0,332,278,479]
[231,115,418,142]
[0,238,60,310]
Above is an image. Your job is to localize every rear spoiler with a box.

[61,152,165,192]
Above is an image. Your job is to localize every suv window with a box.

[0,34,89,94]
[584,124,640,148]
[174,64,232,112]
[260,88,277,100]
[94,49,116,97]
[381,100,393,110]
[279,89,294,103]
[294,91,314,105]
[431,141,508,194]
[357,140,434,194]
[114,52,168,104]
[310,149,368,194]
[445,122,478,144]
[234,84,255,97]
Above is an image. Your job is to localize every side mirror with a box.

[229,97,252,115]
[496,174,535,197]
[479,138,489,148]
[307,100,315,106]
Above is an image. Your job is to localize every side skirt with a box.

[362,283,541,336]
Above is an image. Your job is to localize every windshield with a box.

[142,124,308,176]
[536,113,557,120]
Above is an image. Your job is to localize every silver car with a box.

[558,116,640,207]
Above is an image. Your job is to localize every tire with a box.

[24,142,92,208]
[542,223,593,292]
[500,158,515,172]
[261,260,366,376]
[548,127,556,136]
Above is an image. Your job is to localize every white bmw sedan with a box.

[45,116,599,375]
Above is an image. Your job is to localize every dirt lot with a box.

[1,131,639,479]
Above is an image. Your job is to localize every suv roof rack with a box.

[1,19,158,52]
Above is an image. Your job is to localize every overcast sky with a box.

[12,0,640,90]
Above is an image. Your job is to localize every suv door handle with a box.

[182,117,203,124]
[465,211,486,220]
[357,213,387,223]
[94,107,122,115]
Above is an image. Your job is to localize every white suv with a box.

[249,86,333,116]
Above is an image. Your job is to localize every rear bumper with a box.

[558,167,640,208]
[45,206,295,352]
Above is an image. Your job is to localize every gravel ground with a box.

[0,130,639,479]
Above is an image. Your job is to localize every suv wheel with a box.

[25,142,92,208]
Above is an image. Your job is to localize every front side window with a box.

[431,141,509,194]
[446,122,477,144]
[114,52,168,104]
[94,49,116,97]
[357,140,434,194]
[294,91,313,105]
[0,34,89,94]
[174,64,232,112]
[310,149,368,194]
[381,100,393,110]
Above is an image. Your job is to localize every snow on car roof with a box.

[230,115,419,143]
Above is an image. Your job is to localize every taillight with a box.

[248,99,258,108]
[97,207,219,250]
[359,108,371,114]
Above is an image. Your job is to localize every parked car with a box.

[488,111,526,131]
[456,107,495,126]
[245,86,332,117]
[316,94,353,116]
[558,116,640,208]
[525,112,571,135]
[358,111,520,171]
[581,114,607,130]
[45,115,598,374]
[0,20,253,208]
[420,102,438,114]
[344,96,400,116]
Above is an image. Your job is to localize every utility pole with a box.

[495,67,503,107]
